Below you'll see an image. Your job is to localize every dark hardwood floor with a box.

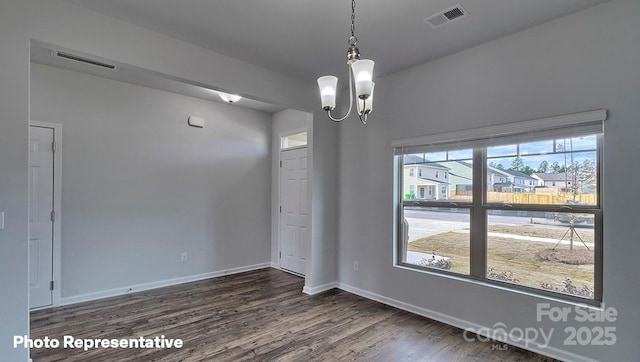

[31,268,556,361]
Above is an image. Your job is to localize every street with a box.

[403,209,593,242]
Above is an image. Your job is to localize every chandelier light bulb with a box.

[317,76,338,110]
[351,59,375,99]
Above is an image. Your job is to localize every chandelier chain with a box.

[351,0,356,37]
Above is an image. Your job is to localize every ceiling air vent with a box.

[424,4,468,29]
[54,51,117,70]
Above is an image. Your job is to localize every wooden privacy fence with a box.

[449,191,597,205]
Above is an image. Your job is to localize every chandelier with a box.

[317,0,375,124]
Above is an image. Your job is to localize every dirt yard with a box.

[407,226,594,296]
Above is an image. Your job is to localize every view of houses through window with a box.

[399,132,601,301]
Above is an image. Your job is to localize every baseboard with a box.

[337,282,596,362]
[58,262,271,306]
[302,281,338,295]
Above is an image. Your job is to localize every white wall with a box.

[30,63,273,298]
[338,0,640,361]
[0,1,30,361]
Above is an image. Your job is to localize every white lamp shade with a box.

[350,59,375,98]
[357,82,374,114]
[317,76,338,110]
[219,92,242,103]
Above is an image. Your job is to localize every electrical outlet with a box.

[181,252,188,262]
[353,261,359,271]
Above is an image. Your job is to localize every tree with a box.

[538,160,549,173]
[521,166,535,176]
[550,161,565,173]
[489,162,504,170]
[510,157,525,172]
[558,158,596,251]
[574,158,597,195]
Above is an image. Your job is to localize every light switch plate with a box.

[0,212,4,230]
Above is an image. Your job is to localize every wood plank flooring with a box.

[31,268,556,361]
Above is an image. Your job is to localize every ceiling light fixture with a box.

[317,0,375,125]
[218,92,242,103]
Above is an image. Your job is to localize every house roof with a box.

[457,161,503,176]
[492,182,514,187]
[457,161,473,169]
[416,177,450,185]
[499,169,536,179]
[448,172,472,181]
[457,160,534,178]
[403,155,449,169]
[532,173,573,181]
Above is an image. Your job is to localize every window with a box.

[409,168,415,177]
[281,131,307,149]
[409,185,415,197]
[444,171,448,179]
[395,114,604,303]
[435,170,439,178]
[418,168,423,177]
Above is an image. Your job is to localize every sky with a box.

[415,135,597,172]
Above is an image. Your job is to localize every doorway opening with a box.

[28,122,62,309]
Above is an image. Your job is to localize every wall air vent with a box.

[424,4,468,29]
[54,51,117,70]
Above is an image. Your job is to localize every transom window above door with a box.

[281,131,307,149]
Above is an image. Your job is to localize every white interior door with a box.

[279,147,308,275]
[29,126,55,309]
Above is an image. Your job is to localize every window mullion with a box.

[470,148,487,278]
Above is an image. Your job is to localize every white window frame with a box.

[280,128,308,150]
[392,110,606,305]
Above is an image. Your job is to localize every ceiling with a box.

[62,0,609,82]
[31,41,286,113]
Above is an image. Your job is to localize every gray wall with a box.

[338,0,639,361]
[0,1,30,361]
[31,63,273,298]
[2,0,341,357]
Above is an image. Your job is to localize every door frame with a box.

[29,120,63,308]
[276,127,308,275]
